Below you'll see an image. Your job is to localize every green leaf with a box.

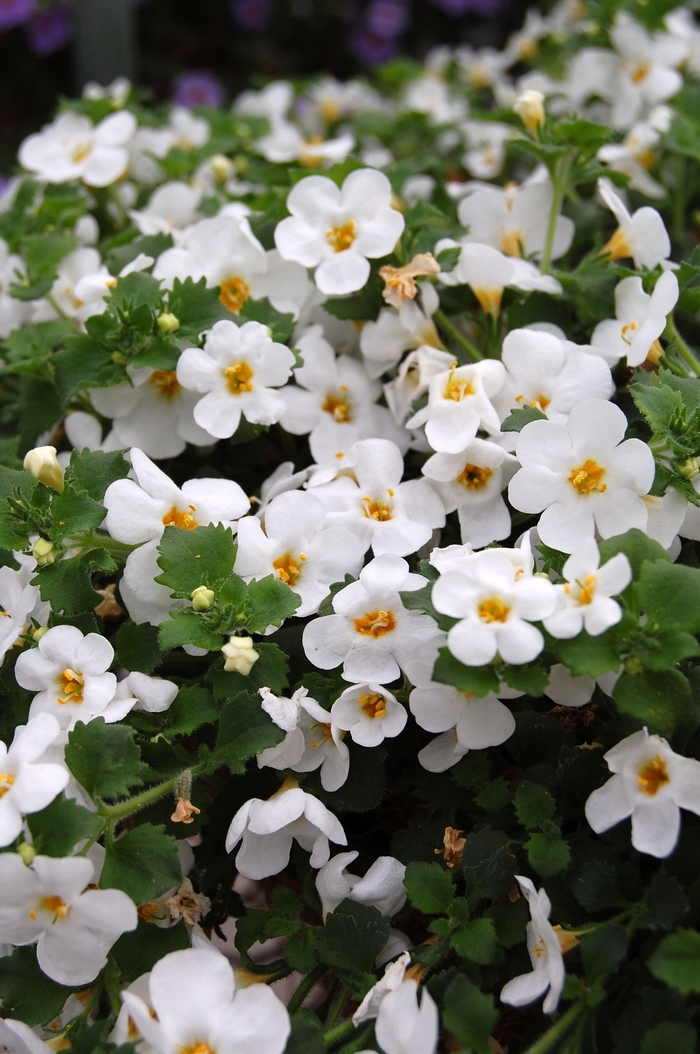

[64,448,130,501]
[156,524,238,597]
[106,232,173,276]
[239,296,295,344]
[110,918,190,983]
[168,276,231,342]
[206,644,289,699]
[631,377,685,432]
[641,875,690,932]
[0,947,74,1025]
[65,718,146,799]
[613,668,691,736]
[475,777,511,812]
[525,833,571,877]
[485,898,530,948]
[450,917,498,964]
[442,975,498,1054]
[283,1009,325,1054]
[639,561,700,633]
[108,270,164,313]
[101,823,182,904]
[500,405,548,431]
[554,621,626,677]
[309,741,386,814]
[648,929,700,994]
[0,320,72,372]
[515,781,556,829]
[158,608,224,652]
[49,484,106,541]
[436,245,461,272]
[641,1022,697,1054]
[462,828,518,898]
[27,795,102,856]
[581,923,628,982]
[433,648,500,697]
[212,690,285,773]
[114,621,164,673]
[569,859,621,912]
[165,685,220,736]
[245,575,301,633]
[322,277,383,322]
[33,552,104,614]
[598,528,671,580]
[500,661,549,697]
[316,901,391,975]
[12,232,77,300]
[285,927,318,974]
[53,334,126,403]
[404,861,455,914]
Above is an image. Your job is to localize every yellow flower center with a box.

[149,370,181,399]
[138,901,167,923]
[601,226,631,261]
[445,371,475,402]
[472,287,503,316]
[354,609,396,638]
[620,320,638,344]
[359,692,388,719]
[273,551,306,586]
[72,142,92,164]
[637,754,670,796]
[224,361,254,395]
[181,1045,216,1054]
[515,392,551,412]
[0,773,15,798]
[478,596,510,623]
[362,495,393,521]
[162,504,199,530]
[630,62,650,84]
[40,896,69,921]
[456,463,492,490]
[568,459,607,496]
[326,219,357,253]
[310,722,333,749]
[499,228,524,257]
[57,668,85,706]
[322,390,352,422]
[565,574,597,606]
[219,275,251,314]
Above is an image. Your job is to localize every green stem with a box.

[523,1001,587,1054]
[325,983,348,1031]
[669,317,700,376]
[324,1018,355,1046]
[45,293,75,325]
[287,963,327,1014]
[78,531,139,554]
[104,956,123,1017]
[540,153,571,275]
[108,184,130,227]
[434,309,483,361]
[101,763,206,822]
[77,824,106,857]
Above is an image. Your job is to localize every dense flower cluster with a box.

[1,4,700,1053]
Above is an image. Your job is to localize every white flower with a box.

[436,241,562,316]
[500,876,565,1015]
[176,319,295,440]
[597,177,671,269]
[508,398,655,553]
[360,284,445,380]
[129,180,202,237]
[460,120,513,179]
[0,714,68,847]
[275,169,405,295]
[313,438,445,558]
[14,625,117,732]
[402,74,466,124]
[406,360,505,455]
[31,247,104,324]
[456,180,574,262]
[544,539,631,639]
[370,980,439,1054]
[316,851,407,919]
[585,728,700,858]
[0,1018,56,1054]
[225,782,347,879]
[288,694,350,792]
[19,110,136,187]
[121,947,291,1054]
[0,554,50,665]
[235,490,364,617]
[257,120,355,167]
[0,853,137,985]
[0,238,32,338]
[352,951,411,1026]
[597,109,670,199]
[590,271,679,368]
[120,671,179,713]
[303,554,439,684]
[331,683,407,746]
[383,344,455,427]
[608,12,685,130]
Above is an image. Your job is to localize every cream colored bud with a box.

[191,585,215,612]
[32,625,49,642]
[157,312,180,334]
[17,842,36,866]
[679,457,699,481]
[111,351,127,365]
[23,446,64,493]
[210,154,234,182]
[222,635,260,675]
[513,90,545,135]
[33,538,56,567]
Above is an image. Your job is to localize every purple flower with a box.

[426,0,508,13]
[366,0,408,39]
[349,27,401,65]
[172,71,225,109]
[0,0,35,32]
[229,0,272,31]
[24,5,72,55]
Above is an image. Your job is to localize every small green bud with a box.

[191,585,215,612]
[111,351,127,365]
[33,538,56,567]
[209,154,234,182]
[679,457,699,481]
[32,625,49,642]
[157,312,180,334]
[17,842,36,866]
[625,656,643,676]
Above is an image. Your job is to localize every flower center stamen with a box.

[57,668,85,705]
[354,609,396,637]
[182,1044,216,1054]
[72,142,92,164]
[310,722,333,749]
[601,226,631,261]
[637,754,670,796]
[326,219,357,253]
[224,361,254,395]
[359,692,388,719]
[273,552,306,586]
[362,496,393,521]
[0,773,15,798]
[457,463,492,490]
[445,370,475,401]
[41,895,69,921]
[322,392,352,422]
[478,596,510,623]
[219,276,250,313]
[149,370,181,399]
[620,321,638,345]
[162,504,199,530]
[499,228,524,257]
[565,573,597,605]
[568,459,607,496]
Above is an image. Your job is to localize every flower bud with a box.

[32,625,49,642]
[157,312,180,334]
[23,446,64,493]
[33,538,56,567]
[513,90,545,136]
[210,154,234,182]
[222,635,260,675]
[17,842,36,866]
[111,351,127,365]
[679,457,699,481]
[191,585,215,612]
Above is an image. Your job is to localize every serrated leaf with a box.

[405,860,455,913]
[501,405,548,431]
[525,832,571,877]
[514,781,556,829]
[500,661,549,697]
[613,668,691,736]
[165,684,220,736]
[648,929,700,994]
[239,296,295,343]
[111,917,190,985]
[598,528,671,579]
[631,377,685,432]
[581,923,628,982]
[53,334,126,403]
[49,484,106,541]
[167,276,232,341]
[554,620,626,677]
[316,901,391,975]
[106,232,173,276]
[462,828,518,898]
[433,647,500,697]
[639,561,700,633]
[245,575,300,633]
[65,718,146,799]
[442,975,498,1054]
[212,690,285,773]
[64,448,130,501]
[101,823,182,904]
[114,621,163,673]
[283,1008,325,1054]
[27,795,102,856]
[285,927,318,974]
[451,917,498,964]
[158,608,224,652]
[206,644,289,699]
[33,552,104,614]
[156,524,238,597]
[108,270,164,313]
[1,320,72,371]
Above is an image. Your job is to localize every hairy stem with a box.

[523,1001,586,1054]
[540,152,571,275]
[287,962,328,1014]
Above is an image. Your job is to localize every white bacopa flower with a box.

[317,850,407,922]
[436,241,562,316]
[500,875,565,1016]
[274,169,405,295]
[597,177,671,269]
[14,625,117,732]
[432,548,557,666]
[257,119,355,167]
[369,979,439,1054]
[313,438,445,558]
[406,360,505,455]
[119,670,179,714]
[0,554,50,665]
[129,180,203,237]
[459,119,513,179]
[360,284,445,380]
[543,538,631,639]
[0,714,68,847]
[121,947,291,1054]
[456,180,574,262]
[176,319,295,440]
[0,853,137,985]
[303,554,439,684]
[590,271,679,368]
[608,12,686,130]
[383,344,456,428]
[225,781,347,880]
[331,682,407,746]
[19,110,136,187]
[585,728,700,858]
[352,951,411,1026]
[508,398,655,553]
[289,694,350,792]
[596,109,670,199]
[0,1018,58,1054]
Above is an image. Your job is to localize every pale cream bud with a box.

[191,585,215,612]
[513,90,545,135]
[679,457,699,480]
[210,154,234,182]
[33,538,56,567]
[23,446,64,493]
[157,312,180,334]
[222,635,259,675]
[32,625,49,642]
